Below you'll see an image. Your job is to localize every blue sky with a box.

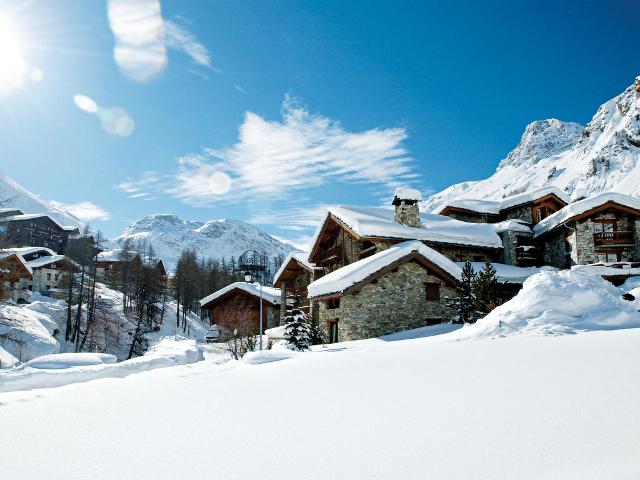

[0,0,638,247]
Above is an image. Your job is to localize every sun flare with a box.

[0,15,27,92]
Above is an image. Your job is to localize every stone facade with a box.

[499,230,535,266]
[430,244,498,263]
[503,205,533,223]
[316,261,456,342]
[541,214,640,268]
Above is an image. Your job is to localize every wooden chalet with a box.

[272,251,321,321]
[0,253,33,301]
[199,282,287,337]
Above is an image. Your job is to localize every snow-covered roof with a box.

[0,207,24,215]
[199,282,285,307]
[0,246,56,257]
[534,192,640,236]
[492,219,533,234]
[499,186,569,210]
[394,187,422,202]
[440,187,569,216]
[2,213,65,230]
[455,262,557,284]
[312,206,504,251]
[273,251,320,286]
[97,249,137,262]
[26,255,79,270]
[571,263,640,277]
[0,252,33,275]
[308,240,462,299]
[440,199,502,215]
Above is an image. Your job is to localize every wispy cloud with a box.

[145,96,419,205]
[163,19,212,69]
[114,171,161,194]
[50,201,111,222]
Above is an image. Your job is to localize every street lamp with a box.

[239,251,266,351]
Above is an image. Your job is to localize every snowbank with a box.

[459,270,640,338]
[0,337,201,393]
[243,349,296,365]
[26,352,117,369]
[0,345,18,368]
[0,302,60,361]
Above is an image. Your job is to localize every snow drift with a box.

[461,270,640,338]
[0,337,201,393]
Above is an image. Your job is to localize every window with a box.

[54,274,59,281]
[593,221,616,233]
[425,282,440,301]
[328,320,339,344]
[597,252,620,263]
[326,298,340,309]
[46,273,51,280]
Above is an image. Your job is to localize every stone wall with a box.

[503,205,533,223]
[541,230,570,269]
[316,260,456,342]
[634,219,640,260]
[430,244,498,263]
[499,231,534,266]
[394,201,421,228]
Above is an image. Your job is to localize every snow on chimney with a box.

[392,187,422,228]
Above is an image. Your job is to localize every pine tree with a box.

[445,260,476,323]
[473,260,499,316]
[283,304,311,351]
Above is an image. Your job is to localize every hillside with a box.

[422,78,640,212]
[0,173,83,228]
[114,214,295,274]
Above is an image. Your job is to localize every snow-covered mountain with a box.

[114,214,295,274]
[422,78,640,212]
[0,173,83,228]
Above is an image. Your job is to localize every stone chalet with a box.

[0,247,80,296]
[273,251,322,322]
[199,282,290,337]
[298,187,640,343]
[95,250,167,280]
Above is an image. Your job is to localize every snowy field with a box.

[1,327,639,479]
[1,270,639,479]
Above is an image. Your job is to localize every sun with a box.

[0,15,27,92]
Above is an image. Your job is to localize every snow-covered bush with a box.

[464,270,640,338]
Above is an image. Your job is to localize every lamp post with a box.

[239,250,266,351]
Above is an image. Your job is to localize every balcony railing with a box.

[593,231,634,247]
[316,245,342,264]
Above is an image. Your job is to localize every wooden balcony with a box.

[593,231,634,247]
[316,245,342,264]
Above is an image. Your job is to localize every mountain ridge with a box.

[114,213,296,274]
[422,78,640,212]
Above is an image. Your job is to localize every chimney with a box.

[392,187,422,228]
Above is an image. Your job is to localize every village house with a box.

[0,213,76,254]
[272,251,322,323]
[533,192,640,268]
[307,241,461,342]
[0,247,80,295]
[199,282,289,337]
[0,252,33,302]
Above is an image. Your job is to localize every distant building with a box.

[0,252,33,302]
[2,213,73,253]
[199,282,290,337]
[0,247,79,294]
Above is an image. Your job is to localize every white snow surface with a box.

[0,337,200,393]
[453,270,640,338]
[312,205,503,249]
[1,325,640,479]
[308,240,462,298]
[26,352,117,369]
[113,214,295,274]
[0,345,18,367]
[491,219,532,233]
[534,191,640,236]
[200,281,284,306]
[0,301,61,361]
[423,81,640,212]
